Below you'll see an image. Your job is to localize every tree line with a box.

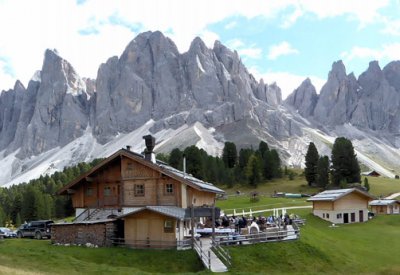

[0,159,102,227]
[305,137,362,189]
[0,141,282,227]
[157,141,282,187]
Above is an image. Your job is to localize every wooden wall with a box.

[124,210,176,248]
[313,201,333,211]
[334,193,369,210]
[71,155,217,209]
[71,159,121,208]
[187,188,215,207]
[121,156,180,207]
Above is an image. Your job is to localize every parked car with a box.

[16,220,54,239]
[0,227,17,238]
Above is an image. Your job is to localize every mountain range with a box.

[1,31,400,187]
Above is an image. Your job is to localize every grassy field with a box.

[0,239,205,274]
[1,174,399,274]
[227,211,400,274]
[2,212,400,274]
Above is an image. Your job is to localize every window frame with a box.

[165,183,174,195]
[164,219,174,233]
[104,186,112,197]
[134,184,145,197]
[86,187,94,197]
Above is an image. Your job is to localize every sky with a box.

[1,0,400,99]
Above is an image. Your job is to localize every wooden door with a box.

[351,213,355,222]
[343,213,349,223]
[359,210,364,222]
[136,219,149,247]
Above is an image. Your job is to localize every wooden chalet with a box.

[369,199,400,215]
[53,135,225,248]
[307,188,374,224]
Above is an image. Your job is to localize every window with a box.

[104,186,111,196]
[86,187,94,196]
[322,213,325,218]
[351,213,355,222]
[127,162,134,170]
[337,213,342,219]
[165,183,174,195]
[164,220,174,233]
[134,184,145,196]
[326,213,330,219]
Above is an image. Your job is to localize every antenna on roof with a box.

[183,153,186,179]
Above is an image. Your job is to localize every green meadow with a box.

[0,175,399,274]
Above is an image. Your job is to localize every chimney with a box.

[143,135,156,163]
[126,145,131,151]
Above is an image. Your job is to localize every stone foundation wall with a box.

[52,222,116,247]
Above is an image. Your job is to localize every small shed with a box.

[369,200,400,215]
[361,170,381,177]
[307,188,374,224]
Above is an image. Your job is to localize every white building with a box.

[307,188,374,224]
[369,200,400,215]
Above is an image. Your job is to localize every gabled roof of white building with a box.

[369,199,399,206]
[307,188,374,202]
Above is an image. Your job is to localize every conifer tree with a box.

[316,155,330,188]
[222,142,237,168]
[245,154,263,187]
[331,137,361,186]
[364,177,370,191]
[305,142,319,186]
[169,148,183,170]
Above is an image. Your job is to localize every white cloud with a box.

[281,7,304,28]
[295,0,389,27]
[0,0,393,91]
[267,41,299,60]
[238,47,262,59]
[227,39,244,49]
[226,39,262,59]
[381,17,400,36]
[224,21,237,29]
[341,43,400,61]
[249,67,325,100]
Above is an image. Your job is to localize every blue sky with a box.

[1,0,400,98]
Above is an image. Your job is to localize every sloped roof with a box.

[369,199,399,206]
[58,148,224,195]
[307,188,374,202]
[119,206,188,220]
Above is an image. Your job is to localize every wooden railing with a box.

[193,239,211,270]
[211,242,231,268]
[213,227,299,246]
[112,238,192,249]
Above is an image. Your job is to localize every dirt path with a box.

[385,192,400,199]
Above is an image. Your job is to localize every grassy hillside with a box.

[0,239,205,274]
[2,212,399,274]
[1,173,399,274]
[219,173,400,198]
[227,211,400,274]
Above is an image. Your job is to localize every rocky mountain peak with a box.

[189,36,208,53]
[13,80,25,91]
[383,61,400,92]
[328,60,347,81]
[284,77,317,117]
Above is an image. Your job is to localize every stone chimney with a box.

[143,135,156,163]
